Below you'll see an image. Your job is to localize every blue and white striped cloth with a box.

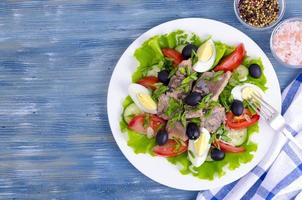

[197,74,302,200]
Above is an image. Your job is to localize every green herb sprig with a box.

[152,84,168,101]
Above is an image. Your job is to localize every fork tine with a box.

[246,100,268,120]
[251,92,276,113]
[248,92,276,120]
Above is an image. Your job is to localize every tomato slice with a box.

[153,139,188,157]
[128,115,146,134]
[226,109,260,130]
[214,43,246,72]
[150,115,166,132]
[137,76,159,90]
[162,48,183,65]
[128,114,165,134]
[216,140,245,153]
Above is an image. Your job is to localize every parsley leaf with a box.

[165,98,183,117]
[166,98,187,127]
[182,72,198,84]
[191,50,199,66]
[190,118,201,126]
[213,71,224,81]
[152,84,168,101]
[215,125,231,142]
[143,114,150,128]
[228,72,242,87]
[180,72,198,93]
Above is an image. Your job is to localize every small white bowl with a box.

[270,17,302,68]
[234,0,285,30]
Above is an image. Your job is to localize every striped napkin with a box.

[197,74,302,200]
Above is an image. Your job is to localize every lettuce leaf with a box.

[127,129,156,154]
[224,45,236,56]
[132,30,203,82]
[243,57,267,91]
[167,123,259,180]
[213,41,235,67]
[219,84,233,112]
[213,42,227,67]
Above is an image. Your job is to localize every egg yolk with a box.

[241,87,260,100]
[194,133,207,156]
[197,41,213,62]
[137,93,156,110]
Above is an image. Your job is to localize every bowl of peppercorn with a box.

[234,0,285,30]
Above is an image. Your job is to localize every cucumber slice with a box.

[146,65,161,77]
[226,128,247,146]
[235,65,248,82]
[175,44,186,53]
[123,103,142,123]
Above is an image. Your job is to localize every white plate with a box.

[107,18,281,191]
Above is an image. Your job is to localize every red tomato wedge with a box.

[214,43,246,72]
[153,139,188,157]
[216,140,245,153]
[162,48,183,65]
[149,115,166,132]
[226,109,260,130]
[137,76,159,90]
[128,115,146,134]
[128,114,165,134]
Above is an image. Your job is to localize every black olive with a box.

[210,148,225,161]
[158,70,170,85]
[156,129,168,146]
[249,64,262,78]
[184,92,202,106]
[186,123,200,140]
[231,100,244,116]
[182,44,198,59]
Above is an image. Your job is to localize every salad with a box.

[120,30,267,180]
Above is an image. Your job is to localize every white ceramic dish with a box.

[107,18,281,191]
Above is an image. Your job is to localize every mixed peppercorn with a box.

[238,0,280,28]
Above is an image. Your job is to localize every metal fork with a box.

[248,92,302,150]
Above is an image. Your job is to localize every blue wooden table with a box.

[0,1,301,199]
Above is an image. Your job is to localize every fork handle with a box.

[282,128,302,150]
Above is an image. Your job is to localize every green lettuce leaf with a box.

[213,41,236,67]
[167,123,259,180]
[127,129,156,154]
[132,30,203,82]
[213,41,227,67]
[243,57,267,91]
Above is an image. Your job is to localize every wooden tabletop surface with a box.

[0,0,301,199]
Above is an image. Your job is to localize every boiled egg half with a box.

[128,83,157,114]
[231,83,264,102]
[193,39,216,73]
[188,128,211,167]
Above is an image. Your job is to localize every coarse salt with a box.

[272,20,302,66]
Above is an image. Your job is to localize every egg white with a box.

[193,39,216,73]
[231,83,264,101]
[128,83,157,114]
[188,128,211,167]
